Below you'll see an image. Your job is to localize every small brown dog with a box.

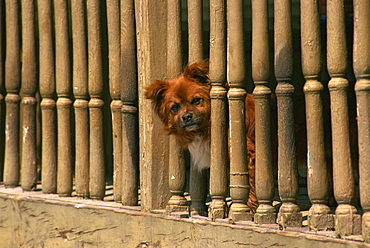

[144,61,258,212]
[145,61,359,216]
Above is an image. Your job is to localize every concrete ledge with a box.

[0,186,369,248]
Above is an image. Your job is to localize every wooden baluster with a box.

[188,0,203,64]
[0,1,3,181]
[301,0,334,231]
[187,0,208,217]
[87,0,105,200]
[166,137,188,215]
[353,0,370,242]
[166,0,189,215]
[71,0,89,198]
[121,0,139,206]
[225,0,252,222]
[38,0,57,194]
[274,0,302,228]
[20,0,37,191]
[4,0,21,188]
[327,0,361,236]
[106,0,122,203]
[55,0,73,197]
[252,0,276,224]
[208,0,228,221]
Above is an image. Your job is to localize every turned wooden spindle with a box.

[0,2,4,181]
[274,0,302,228]
[87,0,105,200]
[106,0,123,203]
[121,0,139,206]
[327,0,361,236]
[353,0,370,243]
[208,0,228,221]
[188,0,203,64]
[21,0,38,191]
[71,0,89,198]
[4,0,21,188]
[353,0,370,242]
[55,0,73,197]
[38,0,57,194]
[252,0,276,225]
[301,0,334,231]
[225,0,252,222]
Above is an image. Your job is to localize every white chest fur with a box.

[187,135,210,171]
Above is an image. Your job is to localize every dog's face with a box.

[144,62,211,145]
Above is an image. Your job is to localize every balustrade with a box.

[0,1,368,243]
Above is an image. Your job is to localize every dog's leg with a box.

[189,166,208,216]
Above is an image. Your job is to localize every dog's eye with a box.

[191,98,201,105]
[171,103,180,112]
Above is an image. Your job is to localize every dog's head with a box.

[144,62,211,146]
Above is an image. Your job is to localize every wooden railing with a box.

[0,0,369,243]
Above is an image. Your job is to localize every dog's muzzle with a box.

[179,113,202,131]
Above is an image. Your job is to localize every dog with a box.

[144,61,359,215]
[144,61,259,212]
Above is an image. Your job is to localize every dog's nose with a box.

[182,113,193,122]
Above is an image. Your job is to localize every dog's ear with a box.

[183,61,210,86]
[144,80,169,100]
[144,80,169,117]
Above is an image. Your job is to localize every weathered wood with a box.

[353,0,370,242]
[87,0,105,200]
[0,1,3,181]
[327,0,360,237]
[55,0,73,197]
[136,0,170,211]
[38,0,57,194]
[274,0,302,228]
[166,0,189,215]
[121,0,139,206]
[251,0,276,225]
[21,0,38,191]
[188,0,203,63]
[301,0,334,231]
[209,0,228,219]
[166,137,188,214]
[226,0,252,222]
[106,0,122,203]
[4,0,21,188]
[71,0,89,198]
[121,105,139,205]
[0,187,367,248]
